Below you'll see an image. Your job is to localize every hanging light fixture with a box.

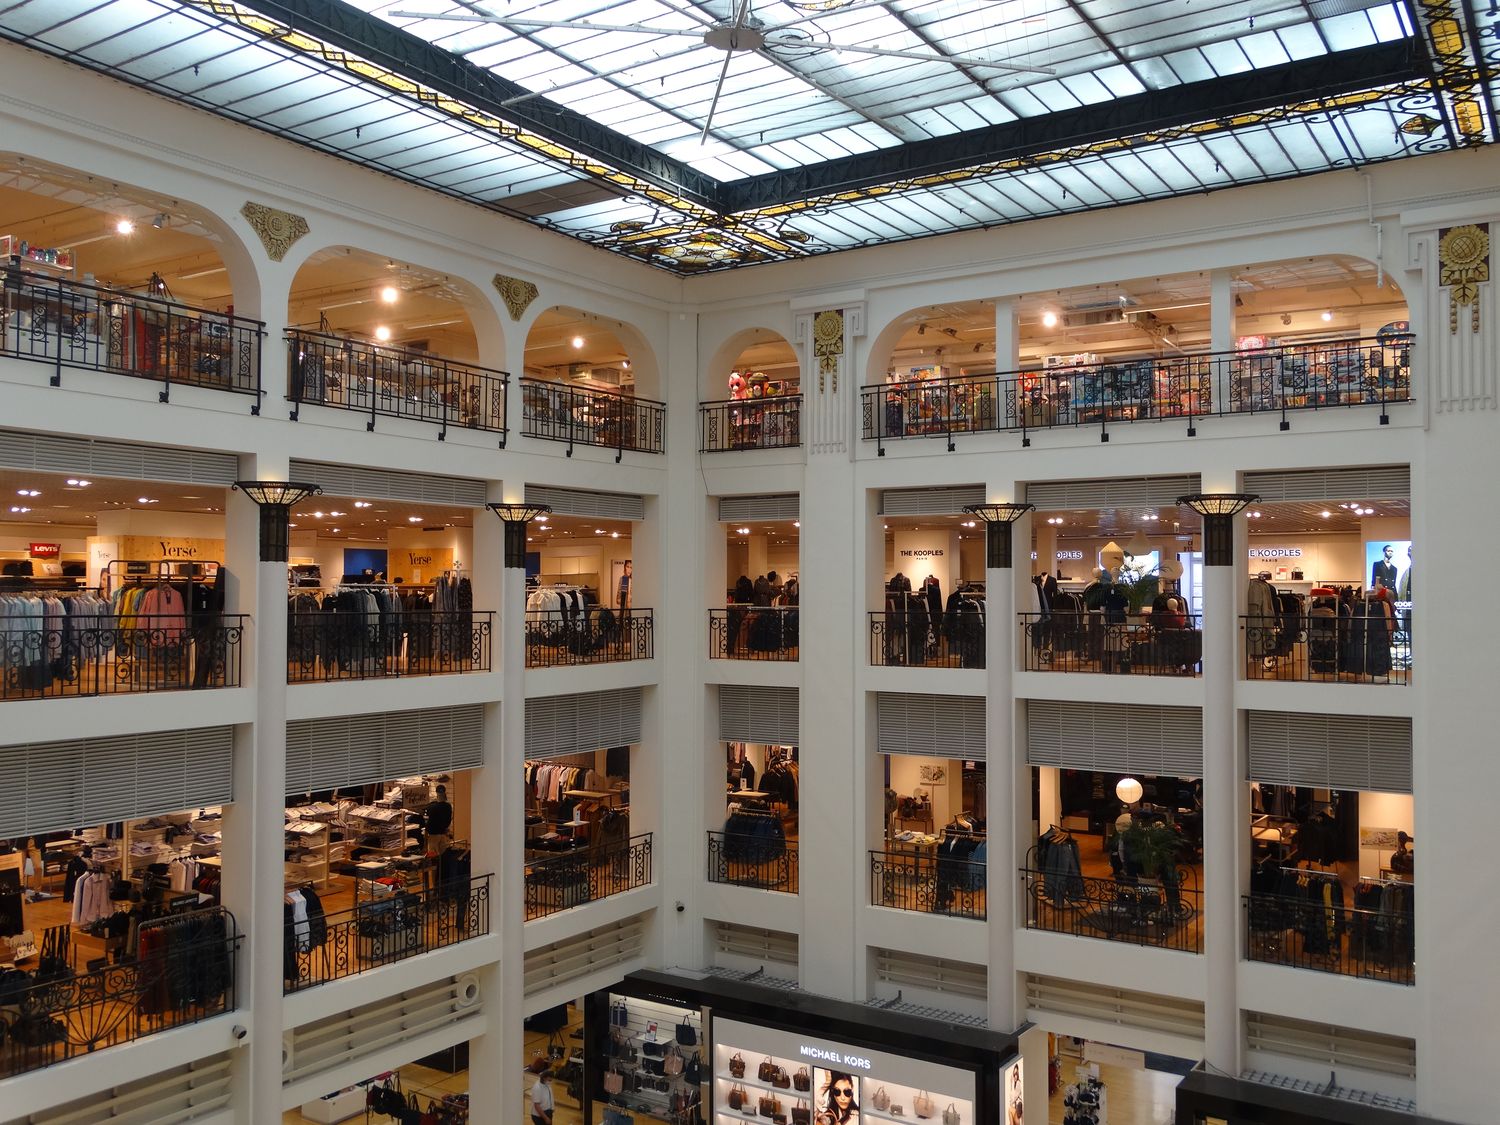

[962,503,1034,568]
[1116,777,1144,805]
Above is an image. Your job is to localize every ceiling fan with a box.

[388,2,1055,143]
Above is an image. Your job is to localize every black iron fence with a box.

[284,874,491,993]
[870,609,985,668]
[860,334,1413,451]
[870,849,986,919]
[1020,612,1203,675]
[707,831,798,893]
[286,330,508,441]
[1242,613,1410,684]
[700,396,802,452]
[1022,864,1203,952]
[2,262,263,404]
[525,834,653,920]
[1244,891,1413,985]
[0,909,240,1080]
[526,608,653,667]
[287,610,492,682]
[709,607,799,660]
[0,614,246,700]
[520,378,665,457]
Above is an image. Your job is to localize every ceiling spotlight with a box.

[374,325,392,341]
[354,501,372,508]
[115,218,135,235]
[917,323,927,335]
[793,520,800,528]
[10,506,31,514]
[152,213,167,229]
[380,285,400,304]
[328,510,345,517]
[66,478,90,486]
[137,497,158,504]
[571,335,585,349]
[312,511,325,518]
[1321,310,1334,322]
[536,514,548,523]
[1280,313,1292,326]
[611,531,620,538]
[1042,310,1059,328]
[331,527,341,533]
[622,359,631,369]
[1320,510,1331,518]
[16,489,39,497]
[408,516,423,523]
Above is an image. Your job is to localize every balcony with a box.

[700,396,802,452]
[286,330,508,442]
[1022,864,1203,953]
[709,608,798,661]
[869,848,986,919]
[870,610,984,668]
[526,608,653,668]
[283,874,491,993]
[707,830,798,893]
[2,264,263,405]
[1020,612,1203,676]
[860,334,1413,451]
[1242,613,1410,685]
[525,833,653,920]
[0,907,240,1079]
[520,377,665,457]
[0,614,246,701]
[1245,891,1412,984]
[287,609,492,683]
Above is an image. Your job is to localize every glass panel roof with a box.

[0,0,1491,272]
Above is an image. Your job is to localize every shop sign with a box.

[406,551,433,566]
[28,542,60,558]
[1056,549,1084,560]
[1249,547,1302,559]
[798,1044,873,1071]
[899,548,944,558]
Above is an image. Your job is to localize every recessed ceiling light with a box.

[571,335,585,349]
[375,326,392,341]
[10,506,31,513]
[380,286,400,304]
[1321,310,1334,322]
[1042,310,1059,328]
[354,501,372,508]
[66,479,90,486]
[115,218,135,235]
[312,511,325,518]
[535,514,548,522]
[16,489,39,497]
[611,531,620,538]
[137,497,158,504]
[1320,510,1331,518]
[328,510,345,517]
[408,516,423,523]
[793,521,800,528]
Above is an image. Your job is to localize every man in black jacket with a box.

[425,784,454,856]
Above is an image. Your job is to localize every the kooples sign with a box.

[1249,547,1303,559]
[899,548,944,558]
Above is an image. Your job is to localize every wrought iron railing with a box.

[284,874,491,993]
[525,834,653,921]
[1,263,263,405]
[1020,612,1203,675]
[869,609,985,668]
[0,909,240,1080]
[287,609,492,682]
[1022,862,1202,952]
[700,396,802,452]
[860,334,1413,451]
[520,377,665,457]
[707,831,798,893]
[870,848,986,919]
[0,613,246,700]
[1241,613,1410,684]
[526,608,653,667]
[286,330,508,442]
[709,607,799,660]
[1244,891,1413,984]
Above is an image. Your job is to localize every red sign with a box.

[28,542,60,559]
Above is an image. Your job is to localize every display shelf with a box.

[713,1070,804,1097]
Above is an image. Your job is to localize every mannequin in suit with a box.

[1371,543,1398,591]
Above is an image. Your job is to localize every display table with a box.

[300,1087,366,1124]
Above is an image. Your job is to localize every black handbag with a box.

[676,1015,697,1046]
[643,1040,666,1058]
[643,1057,665,1076]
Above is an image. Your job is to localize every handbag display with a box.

[604,1070,624,1095]
[677,1015,698,1046]
[792,1101,810,1125]
[871,1087,890,1112]
[729,1086,747,1110]
[643,1040,666,1057]
[686,1052,703,1084]
[913,1091,935,1120]
[759,1095,780,1118]
[758,1058,776,1083]
[792,1067,810,1092]
[642,1057,665,1077]
[771,1067,791,1090]
[663,1048,684,1077]
[611,1000,630,1028]
[941,1104,959,1125]
[730,1053,747,1079]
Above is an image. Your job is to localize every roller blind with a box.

[286,706,484,793]
[718,495,799,522]
[1025,474,1201,510]
[876,692,986,760]
[1246,711,1412,792]
[1027,700,1203,774]
[880,485,984,516]
[1243,465,1410,502]
[719,685,799,745]
[0,726,234,839]
[526,486,646,521]
[0,429,237,485]
[525,688,643,758]
[289,460,486,507]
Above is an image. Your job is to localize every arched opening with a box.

[520,306,663,455]
[0,155,260,400]
[703,327,801,452]
[283,247,506,439]
[865,257,1409,444]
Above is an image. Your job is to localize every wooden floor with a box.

[1049,1061,1183,1125]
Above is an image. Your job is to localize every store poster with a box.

[1364,540,1413,607]
[813,1068,860,1125]
[1003,1059,1023,1125]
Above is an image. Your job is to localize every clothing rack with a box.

[103,559,221,596]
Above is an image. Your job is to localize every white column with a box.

[1200,487,1241,1075]
[221,454,289,1125]
[994,297,1019,371]
[1209,270,1234,354]
[467,487,526,1125]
